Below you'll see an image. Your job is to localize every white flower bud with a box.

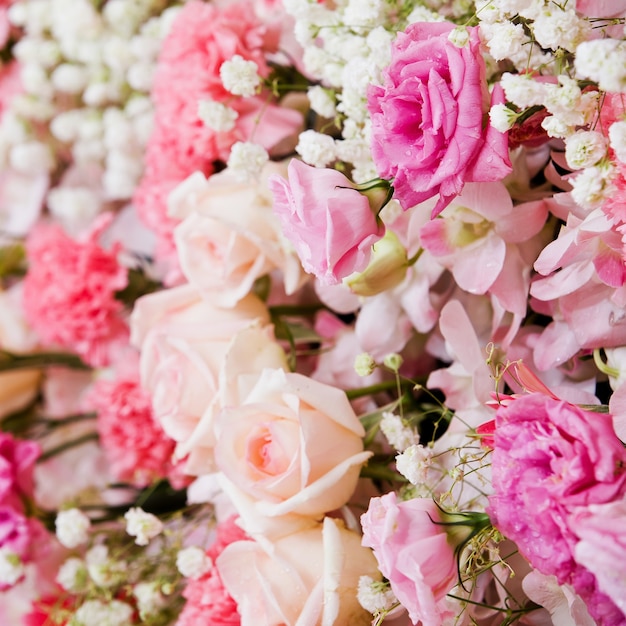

[124,508,163,546]
[220,54,261,97]
[197,100,238,132]
[226,141,268,182]
[56,557,88,593]
[56,508,91,549]
[176,546,212,579]
[380,411,418,452]
[565,131,607,170]
[10,141,54,175]
[0,549,24,587]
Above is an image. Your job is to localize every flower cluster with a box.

[2,0,626,625]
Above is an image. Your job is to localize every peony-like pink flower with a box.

[135,0,301,262]
[361,492,461,626]
[269,159,386,285]
[368,22,511,218]
[176,516,247,626]
[488,394,626,625]
[87,371,181,489]
[22,220,128,367]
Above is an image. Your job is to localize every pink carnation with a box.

[488,394,626,625]
[269,159,385,284]
[22,220,128,367]
[135,0,300,261]
[87,372,181,488]
[368,22,511,218]
[361,492,458,626]
[176,516,247,626]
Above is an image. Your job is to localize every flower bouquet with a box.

[1,0,626,624]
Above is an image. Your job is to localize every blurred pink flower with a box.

[177,516,246,626]
[22,220,129,367]
[368,22,511,217]
[0,431,40,511]
[135,0,301,262]
[488,394,626,624]
[361,492,458,626]
[87,371,182,489]
[269,159,385,285]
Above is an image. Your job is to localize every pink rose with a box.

[269,159,385,285]
[488,394,626,625]
[214,368,372,520]
[131,285,285,474]
[368,22,511,218]
[361,492,459,626]
[217,517,380,626]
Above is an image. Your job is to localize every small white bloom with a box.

[220,54,261,97]
[448,26,469,48]
[357,575,398,614]
[176,546,213,579]
[226,141,268,182]
[480,21,526,62]
[609,121,626,163]
[489,104,517,133]
[354,353,376,377]
[124,507,163,546]
[395,444,434,485]
[134,582,166,618]
[565,131,608,170]
[86,544,127,588]
[56,557,88,593]
[532,7,589,52]
[380,411,419,452]
[0,549,24,587]
[570,164,616,211]
[307,86,336,119]
[51,63,88,93]
[73,599,134,626]
[197,100,239,132]
[500,73,546,109]
[296,129,336,168]
[541,115,573,140]
[55,508,91,548]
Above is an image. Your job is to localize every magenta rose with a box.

[488,394,626,625]
[368,22,511,218]
[0,432,40,511]
[269,159,385,285]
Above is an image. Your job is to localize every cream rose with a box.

[214,368,372,519]
[217,517,381,626]
[130,284,287,474]
[169,163,306,308]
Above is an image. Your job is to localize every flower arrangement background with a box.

[1,0,626,625]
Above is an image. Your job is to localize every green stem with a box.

[0,350,90,372]
[38,432,99,462]
[346,379,413,400]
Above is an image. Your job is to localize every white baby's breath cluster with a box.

[55,507,91,548]
[226,141,269,182]
[1,0,180,231]
[176,545,213,579]
[380,411,419,452]
[70,598,134,626]
[124,507,164,546]
[282,0,436,182]
[357,575,398,614]
[86,544,128,588]
[56,557,89,593]
[0,548,25,587]
[395,443,435,485]
[220,54,262,97]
